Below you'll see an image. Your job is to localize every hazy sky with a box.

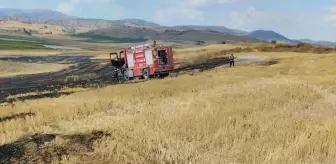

[1,0,336,41]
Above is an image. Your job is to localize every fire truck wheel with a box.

[123,70,130,81]
[143,68,149,80]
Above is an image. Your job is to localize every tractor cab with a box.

[109,50,129,82]
[109,51,125,68]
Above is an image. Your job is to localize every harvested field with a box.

[0,61,71,77]
[173,44,248,61]
[1,44,336,163]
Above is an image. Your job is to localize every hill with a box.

[0,8,160,29]
[0,12,8,17]
[0,20,74,35]
[176,25,248,36]
[300,39,336,47]
[175,27,335,47]
[243,30,290,42]
[2,8,335,45]
[0,8,258,43]
[84,25,260,43]
[112,19,160,26]
[0,8,72,20]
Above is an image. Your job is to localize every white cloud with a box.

[323,5,336,24]
[223,5,336,41]
[227,6,266,31]
[56,2,74,14]
[56,0,113,14]
[227,6,308,31]
[106,5,128,20]
[153,0,237,25]
[155,7,204,25]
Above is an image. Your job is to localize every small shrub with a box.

[23,28,32,36]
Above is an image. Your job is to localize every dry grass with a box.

[0,20,66,35]
[0,61,71,77]
[174,44,246,59]
[1,46,336,163]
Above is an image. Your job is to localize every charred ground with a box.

[0,130,111,164]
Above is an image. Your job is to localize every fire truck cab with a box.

[110,41,174,81]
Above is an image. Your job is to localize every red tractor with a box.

[110,41,174,82]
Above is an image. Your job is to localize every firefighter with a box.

[229,54,235,67]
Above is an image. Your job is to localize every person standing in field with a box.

[229,54,235,67]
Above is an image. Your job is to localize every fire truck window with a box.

[158,50,168,65]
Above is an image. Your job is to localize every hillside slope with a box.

[112,19,160,26]
[244,30,290,42]
[0,12,8,17]
[87,25,260,42]
[177,25,248,36]
[0,8,160,29]
[4,8,335,46]
[300,39,336,47]
[0,8,72,20]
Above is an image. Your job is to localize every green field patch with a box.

[0,39,48,50]
[0,35,49,43]
[70,33,147,43]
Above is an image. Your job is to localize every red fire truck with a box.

[110,41,174,81]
